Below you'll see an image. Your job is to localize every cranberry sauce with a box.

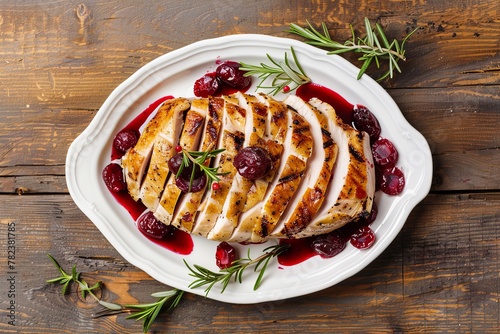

[278,215,377,267]
[296,83,354,124]
[141,226,194,255]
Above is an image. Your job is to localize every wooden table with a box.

[1,1,499,332]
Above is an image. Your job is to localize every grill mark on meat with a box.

[278,171,303,184]
[349,144,365,163]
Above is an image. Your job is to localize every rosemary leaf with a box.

[239,47,310,95]
[184,244,290,296]
[288,18,419,81]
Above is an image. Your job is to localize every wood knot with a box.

[76,3,91,20]
[16,187,30,195]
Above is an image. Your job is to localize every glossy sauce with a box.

[296,83,354,124]
[140,228,194,255]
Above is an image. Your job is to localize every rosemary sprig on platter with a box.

[184,243,290,296]
[288,17,419,81]
[239,47,311,95]
[176,146,228,190]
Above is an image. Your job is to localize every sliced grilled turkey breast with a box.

[249,107,313,242]
[191,96,245,237]
[171,97,224,232]
[293,97,375,238]
[122,92,376,243]
[207,95,250,240]
[271,95,338,238]
[121,98,190,203]
[154,99,207,226]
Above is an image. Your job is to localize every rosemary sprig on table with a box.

[184,243,290,296]
[46,254,183,333]
[46,254,102,299]
[177,147,228,190]
[288,17,419,81]
[94,290,184,334]
[239,47,311,95]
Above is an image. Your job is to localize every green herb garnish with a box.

[184,243,290,296]
[46,254,183,333]
[288,17,419,81]
[177,147,228,191]
[239,47,311,95]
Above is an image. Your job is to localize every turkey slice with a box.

[250,107,313,242]
[154,99,206,226]
[271,95,338,238]
[121,98,189,203]
[171,97,224,233]
[295,98,375,238]
[208,93,273,241]
[191,96,245,237]
[228,93,288,242]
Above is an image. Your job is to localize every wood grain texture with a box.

[1,193,499,333]
[0,0,498,333]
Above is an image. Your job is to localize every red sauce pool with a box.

[296,83,354,124]
[141,228,194,255]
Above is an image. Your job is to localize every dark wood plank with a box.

[1,192,499,332]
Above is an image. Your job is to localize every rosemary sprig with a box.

[46,254,102,299]
[184,243,290,296]
[288,17,419,81]
[239,47,311,95]
[95,290,184,334]
[46,254,183,333]
[177,147,227,190]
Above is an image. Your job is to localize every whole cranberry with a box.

[193,73,220,97]
[379,167,405,195]
[215,241,236,269]
[372,138,398,169]
[350,226,376,249]
[137,211,173,239]
[310,231,346,258]
[353,105,381,143]
[102,163,126,193]
[113,129,139,153]
[216,61,251,89]
[233,146,272,180]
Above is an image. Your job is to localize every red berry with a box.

[212,182,220,191]
[102,163,126,193]
[372,138,398,169]
[310,231,346,258]
[380,167,405,195]
[113,129,139,153]
[353,105,381,143]
[233,146,272,180]
[283,85,290,93]
[215,61,251,89]
[350,226,376,249]
[137,211,173,239]
[175,174,207,193]
[193,72,220,98]
[175,145,183,153]
[215,241,236,269]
